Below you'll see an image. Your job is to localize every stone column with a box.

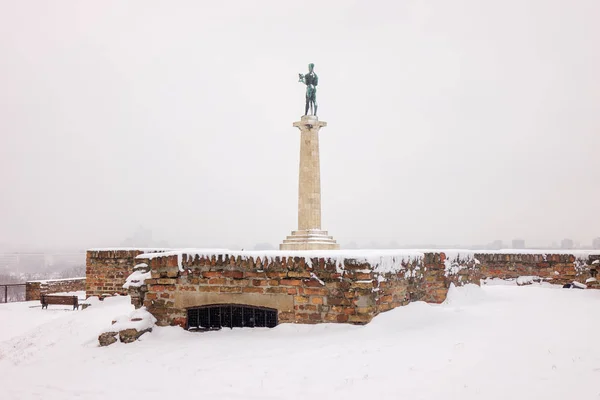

[280,115,339,250]
[296,115,325,230]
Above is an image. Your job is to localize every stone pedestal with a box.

[280,115,339,250]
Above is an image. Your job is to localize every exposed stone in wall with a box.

[137,252,474,328]
[442,253,482,289]
[126,263,150,309]
[86,250,168,299]
[475,253,597,285]
[142,254,374,326]
[25,278,86,301]
[87,249,598,330]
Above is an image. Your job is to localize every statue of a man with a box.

[298,63,318,116]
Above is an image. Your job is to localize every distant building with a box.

[560,239,574,250]
[512,239,526,249]
[593,237,600,250]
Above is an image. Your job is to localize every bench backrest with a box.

[41,295,78,306]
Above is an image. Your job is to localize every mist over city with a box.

[1,1,599,275]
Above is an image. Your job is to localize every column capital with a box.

[293,115,327,130]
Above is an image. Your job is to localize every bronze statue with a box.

[298,63,318,116]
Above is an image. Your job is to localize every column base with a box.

[279,230,340,250]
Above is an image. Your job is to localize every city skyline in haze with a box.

[1,1,599,252]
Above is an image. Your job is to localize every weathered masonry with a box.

[133,250,463,327]
[26,277,86,301]
[86,249,600,328]
[86,249,170,298]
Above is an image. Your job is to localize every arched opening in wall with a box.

[186,304,278,331]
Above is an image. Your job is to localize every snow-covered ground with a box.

[1,284,599,400]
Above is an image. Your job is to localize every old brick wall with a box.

[138,251,478,327]
[142,254,388,327]
[374,252,480,312]
[441,253,482,289]
[140,254,431,327]
[476,253,597,285]
[90,249,599,329]
[25,278,86,301]
[86,250,169,298]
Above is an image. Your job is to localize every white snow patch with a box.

[133,262,148,271]
[2,286,600,398]
[572,281,587,289]
[50,290,85,297]
[27,277,86,283]
[443,283,487,306]
[88,247,172,252]
[122,270,151,289]
[481,278,517,286]
[103,307,156,334]
[516,276,542,286]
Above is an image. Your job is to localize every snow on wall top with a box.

[87,248,173,252]
[93,247,600,275]
[27,277,86,284]
[136,249,425,274]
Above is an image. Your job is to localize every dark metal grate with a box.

[186,304,278,331]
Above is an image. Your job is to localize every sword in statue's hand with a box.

[298,73,305,83]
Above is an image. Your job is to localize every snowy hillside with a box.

[1,283,599,399]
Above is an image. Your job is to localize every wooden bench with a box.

[40,294,79,310]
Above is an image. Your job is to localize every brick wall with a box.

[86,249,169,298]
[142,254,378,326]
[137,251,474,327]
[25,277,86,301]
[475,253,598,285]
[88,249,597,328]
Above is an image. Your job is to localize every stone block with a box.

[119,328,152,343]
[223,271,244,279]
[219,286,242,293]
[311,296,323,305]
[266,287,288,294]
[287,271,311,278]
[348,314,373,325]
[98,332,118,347]
[166,269,179,278]
[303,288,328,296]
[242,287,264,294]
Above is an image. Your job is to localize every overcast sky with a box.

[1,0,599,251]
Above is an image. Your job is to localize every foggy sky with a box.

[1,0,599,251]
